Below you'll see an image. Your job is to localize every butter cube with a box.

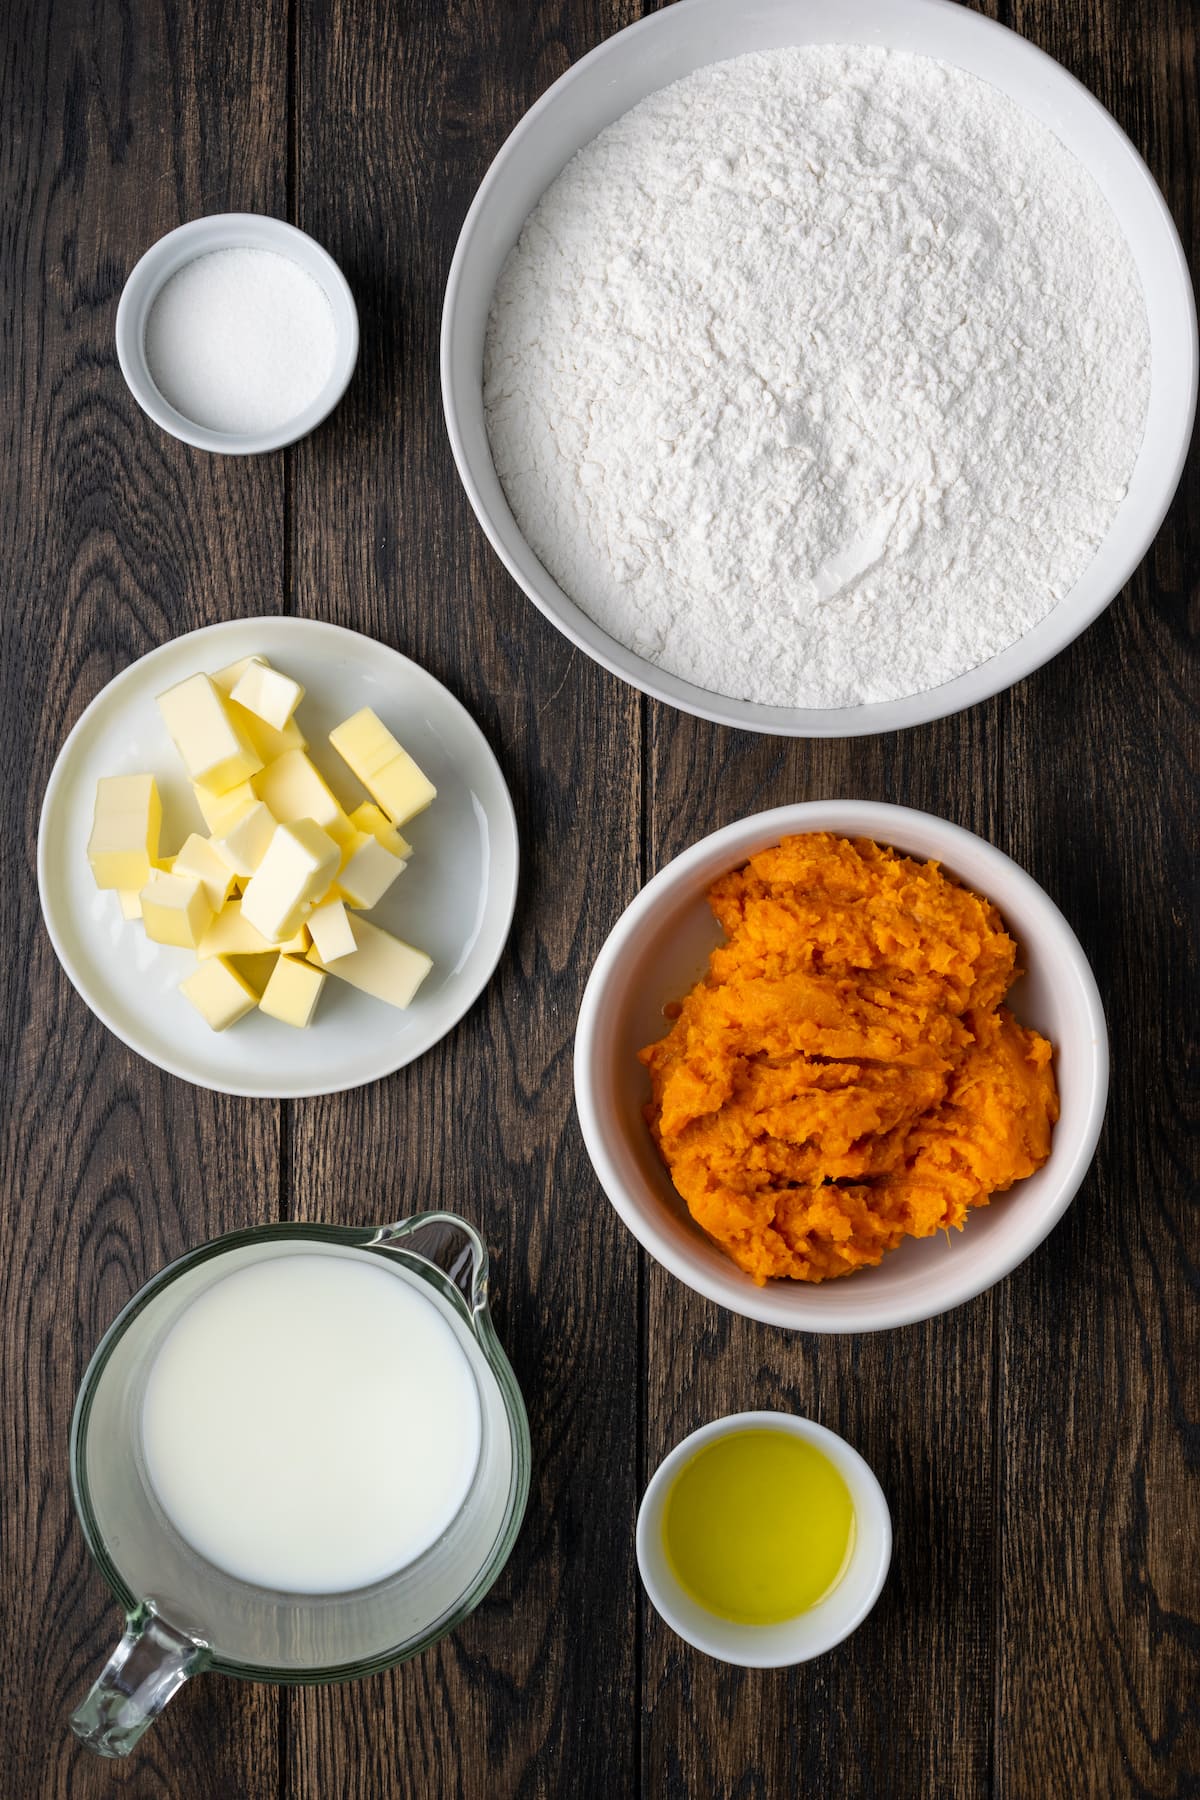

[118,890,143,921]
[308,914,432,1010]
[211,801,277,878]
[157,673,263,795]
[228,951,282,996]
[193,778,258,836]
[230,660,305,731]
[260,955,326,1028]
[198,899,310,958]
[336,832,406,909]
[211,659,307,763]
[180,956,258,1031]
[198,898,272,958]
[241,820,340,943]
[329,709,436,826]
[173,833,238,910]
[140,872,213,949]
[348,801,412,860]
[307,897,356,963]
[253,749,354,845]
[87,774,162,890]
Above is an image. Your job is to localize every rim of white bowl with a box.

[115,213,360,455]
[442,0,1197,737]
[574,801,1109,1331]
[636,1411,893,1666]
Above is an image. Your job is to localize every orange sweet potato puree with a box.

[639,834,1059,1284]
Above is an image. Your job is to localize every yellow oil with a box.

[662,1429,855,1625]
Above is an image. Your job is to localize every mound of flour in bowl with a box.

[483,46,1151,709]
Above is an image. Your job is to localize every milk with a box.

[140,1252,482,1593]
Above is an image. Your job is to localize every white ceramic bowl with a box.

[636,1412,892,1666]
[574,801,1108,1332]
[116,214,359,454]
[442,0,1196,737]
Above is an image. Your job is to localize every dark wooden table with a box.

[2,0,1197,1794]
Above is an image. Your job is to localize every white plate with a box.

[38,618,519,1098]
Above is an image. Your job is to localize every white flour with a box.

[484,47,1151,708]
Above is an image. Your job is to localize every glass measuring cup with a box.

[68,1212,530,1758]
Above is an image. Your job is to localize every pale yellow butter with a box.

[118,890,143,921]
[193,778,257,836]
[329,708,436,826]
[197,898,274,958]
[180,956,259,1031]
[253,749,354,845]
[157,673,263,795]
[198,898,310,958]
[308,914,432,1009]
[260,955,326,1028]
[230,660,305,731]
[241,820,340,943]
[211,800,277,878]
[140,871,213,949]
[336,832,406,909]
[87,774,162,890]
[211,658,307,763]
[307,897,356,963]
[173,833,238,910]
[348,801,412,860]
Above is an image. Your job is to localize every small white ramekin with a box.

[115,213,359,455]
[637,1412,892,1667]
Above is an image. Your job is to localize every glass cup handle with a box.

[69,1602,209,1758]
[375,1211,489,1319]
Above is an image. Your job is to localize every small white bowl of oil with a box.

[636,1412,891,1667]
[115,213,358,454]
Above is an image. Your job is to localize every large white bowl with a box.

[442,0,1196,737]
[574,802,1108,1331]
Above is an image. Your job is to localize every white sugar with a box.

[144,248,338,436]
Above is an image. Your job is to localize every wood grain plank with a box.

[0,0,287,1791]
[287,1,644,1795]
[995,0,1200,1791]
[641,702,1008,1800]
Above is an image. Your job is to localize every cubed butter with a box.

[329,709,436,826]
[230,660,305,731]
[87,774,162,890]
[253,749,354,845]
[348,801,412,860]
[228,952,282,996]
[179,956,259,1031]
[241,820,340,943]
[157,673,263,795]
[211,658,307,761]
[260,955,326,1028]
[197,898,311,958]
[173,833,238,910]
[197,898,275,958]
[193,778,258,836]
[336,832,406,909]
[307,896,356,963]
[211,800,277,878]
[308,914,432,1010]
[118,890,143,921]
[140,872,213,949]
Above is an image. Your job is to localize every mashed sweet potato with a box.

[639,834,1058,1284]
